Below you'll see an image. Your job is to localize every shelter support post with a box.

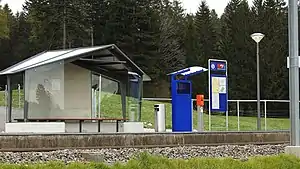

[120,81,127,120]
[138,79,143,122]
[23,73,28,122]
[6,75,12,123]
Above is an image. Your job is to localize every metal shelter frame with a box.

[0,44,150,123]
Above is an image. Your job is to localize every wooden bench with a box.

[14,118,128,133]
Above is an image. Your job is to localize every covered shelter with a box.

[0,44,150,133]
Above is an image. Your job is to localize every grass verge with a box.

[0,153,298,169]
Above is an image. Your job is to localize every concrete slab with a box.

[81,152,105,162]
[144,128,172,132]
[0,107,23,132]
[5,122,66,133]
[285,146,300,157]
[122,122,144,133]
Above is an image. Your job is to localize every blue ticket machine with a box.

[168,67,208,132]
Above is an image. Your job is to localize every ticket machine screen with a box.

[176,82,190,94]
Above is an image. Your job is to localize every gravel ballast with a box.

[0,144,288,164]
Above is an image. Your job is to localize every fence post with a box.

[226,110,229,131]
[237,101,240,131]
[18,84,21,108]
[264,100,267,131]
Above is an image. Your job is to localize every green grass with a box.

[0,90,24,108]
[0,90,290,131]
[0,153,298,169]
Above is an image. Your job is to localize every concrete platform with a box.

[285,146,300,157]
[0,131,289,151]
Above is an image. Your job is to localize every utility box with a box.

[167,66,208,132]
[154,104,166,132]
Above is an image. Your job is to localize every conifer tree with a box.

[187,0,219,96]
[158,0,186,75]
[258,0,288,99]
[220,0,255,99]
[0,4,8,39]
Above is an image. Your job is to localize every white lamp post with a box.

[251,32,265,131]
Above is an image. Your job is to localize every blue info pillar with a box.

[168,66,208,132]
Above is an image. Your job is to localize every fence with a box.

[143,98,290,131]
[2,84,22,109]
[0,85,291,131]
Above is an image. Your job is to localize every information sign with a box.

[208,59,228,112]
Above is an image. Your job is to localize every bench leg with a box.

[79,120,83,133]
[98,120,101,132]
[116,120,119,132]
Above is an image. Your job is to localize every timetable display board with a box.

[208,59,228,112]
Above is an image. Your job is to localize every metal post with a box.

[226,110,229,131]
[18,84,20,108]
[197,105,204,132]
[209,107,211,131]
[120,81,127,120]
[98,74,101,118]
[264,101,267,131]
[288,0,299,146]
[4,85,7,106]
[23,73,28,122]
[138,78,143,122]
[208,60,211,131]
[6,76,12,123]
[196,95,205,132]
[237,101,240,131]
[92,88,95,118]
[256,42,261,131]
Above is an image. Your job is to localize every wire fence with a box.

[143,98,290,131]
[1,84,23,109]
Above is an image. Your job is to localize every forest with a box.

[0,0,290,100]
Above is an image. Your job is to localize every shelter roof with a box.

[0,44,151,81]
[167,66,208,77]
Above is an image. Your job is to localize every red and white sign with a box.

[217,63,225,70]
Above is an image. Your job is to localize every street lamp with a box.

[251,32,265,131]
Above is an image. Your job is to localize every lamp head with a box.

[251,33,265,43]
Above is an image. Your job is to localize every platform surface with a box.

[0,131,289,151]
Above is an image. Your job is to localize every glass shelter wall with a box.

[24,61,65,118]
[91,73,143,121]
[128,74,142,122]
[91,74,121,118]
[24,62,92,118]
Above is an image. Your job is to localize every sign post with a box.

[208,59,228,131]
